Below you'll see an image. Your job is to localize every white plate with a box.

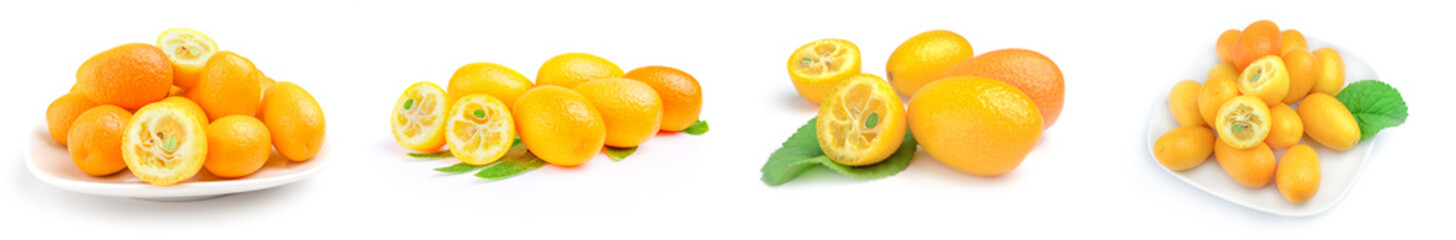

[24,122,329,201]
[1145,38,1377,216]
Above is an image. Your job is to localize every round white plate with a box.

[24,121,329,201]
[1145,37,1377,216]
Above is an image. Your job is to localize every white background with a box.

[2,0,1453,238]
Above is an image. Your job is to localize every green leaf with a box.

[760,117,916,186]
[683,120,709,135]
[760,118,827,186]
[475,141,547,180]
[407,151,454,159]
[434,163,481,174]
[1335,80,1408,142]
[606,146,638,161]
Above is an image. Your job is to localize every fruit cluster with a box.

[766,29,1065,185]
[392,53,705,174]
[46,29,326,185]
[1154,20,1406,204]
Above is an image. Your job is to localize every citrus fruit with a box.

[1215,29,1240,64]
[391,81,449,153]
[1214,141,1275,188]
[1231,20,1281,70]
[788,38,861,104]
[1265,104,1303,149]
[1153,126,1214,171]
[886,30,974,96]
[623,66,702,132]
[1310,48,1345,96]
[536,53,623,89]
[261,82,326,161]
[157,28,219,88]
[1197,75,1239,126]
[1276,144,1321,203]
[575,78,663,148]
[204,116,271,178]
[121,101,207,185]
[75,43,173,110]
[1168,80,1203,127]
[161,96,208,126]
[1280,29,1307,55]
[169,86,184,97]
[46,93,98,144]
[1236,55,1290,105]
[445,94,515,165]
[1280,49,1318,104]
[447,62,534,107]
[816,74,905,166]
[67,105,132,176]
[908,77,1042,176]
[196,51,263,121]
[256,76,277,118]
[1297,93,1360,151]
[945,48,1064,129]
[513,86,606,166]
[1208,62,1239,81]
[1214,96,1271,149]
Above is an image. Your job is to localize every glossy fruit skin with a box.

[1154,126,1214,171]
[391,81,448,153]
[1215,29,1241,64]
[1280,49,1319,104]
[204,116,271,178]
[196,51,263,121]
[1236,55,1289,105]
[47,93,98,144]
[1276,144,1321,203]
[67,105,132,176]
[448,62,534,107]
[512,86,606,167]
[261,82,326,161]
[624,66,703,132]
[1265,104,1303,149]
[1169,80,1203,127]
[76,43,174,110]
[1231,20,1281,70]
[1208,62,1239,81]
[788,38,861,104]
[1214,141,1275,188]
[536,53,623,89]
[816,74,905,166]
[908,77,1041,176]
[1297,93,1360,151]
[886,30,974,97]
[1197,75,1239,128]
[1310,48,1345,96]
[945,49,1063,129]
[574,78,663,148]
[1280,30,1308,55]
[1215,96,1271,149]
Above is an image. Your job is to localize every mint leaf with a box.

[606,146,638,161]
[683,120,709,135]
[407,152,453,159]
[1336,80,1408,142]
[434,163,481,174]
[760,117,915,186]
[475,141,546,180]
